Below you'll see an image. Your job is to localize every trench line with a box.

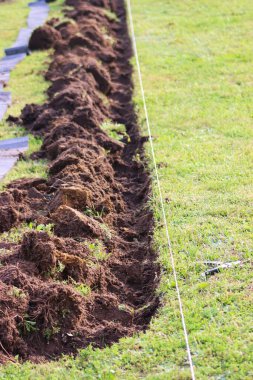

[126,0,196,378]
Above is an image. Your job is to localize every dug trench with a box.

[0,0,160,363]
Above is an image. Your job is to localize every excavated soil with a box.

[0,0,159,363]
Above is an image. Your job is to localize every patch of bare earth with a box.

[0,0,159,363]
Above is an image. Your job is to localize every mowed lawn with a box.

[0,0,29,58]
[1,0,253,379]
[133,0,253,378]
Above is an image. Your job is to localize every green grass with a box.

[0,0,30,58]
[0,49,50,188]
[101,121,127,141]
[133,0,253,378]
[0,0,49,186]
[0,0,65,188]
[0,0,253,379]
[0,222,54,245]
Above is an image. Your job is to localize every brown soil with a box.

[0,0,159,363]
[29,24,61,51]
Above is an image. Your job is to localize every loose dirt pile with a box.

[0,0,159,363]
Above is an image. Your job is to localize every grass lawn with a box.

[0,49,49,189]
[0,0,48,187]
[0,0,29,58]
[0,0,65,189]
[0,0,253,379]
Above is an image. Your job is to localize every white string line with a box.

[126,1,196,379]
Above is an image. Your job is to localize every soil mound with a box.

[29,25,61,50]
[0,0,159,362]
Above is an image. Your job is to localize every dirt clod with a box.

[29,25,62,50]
